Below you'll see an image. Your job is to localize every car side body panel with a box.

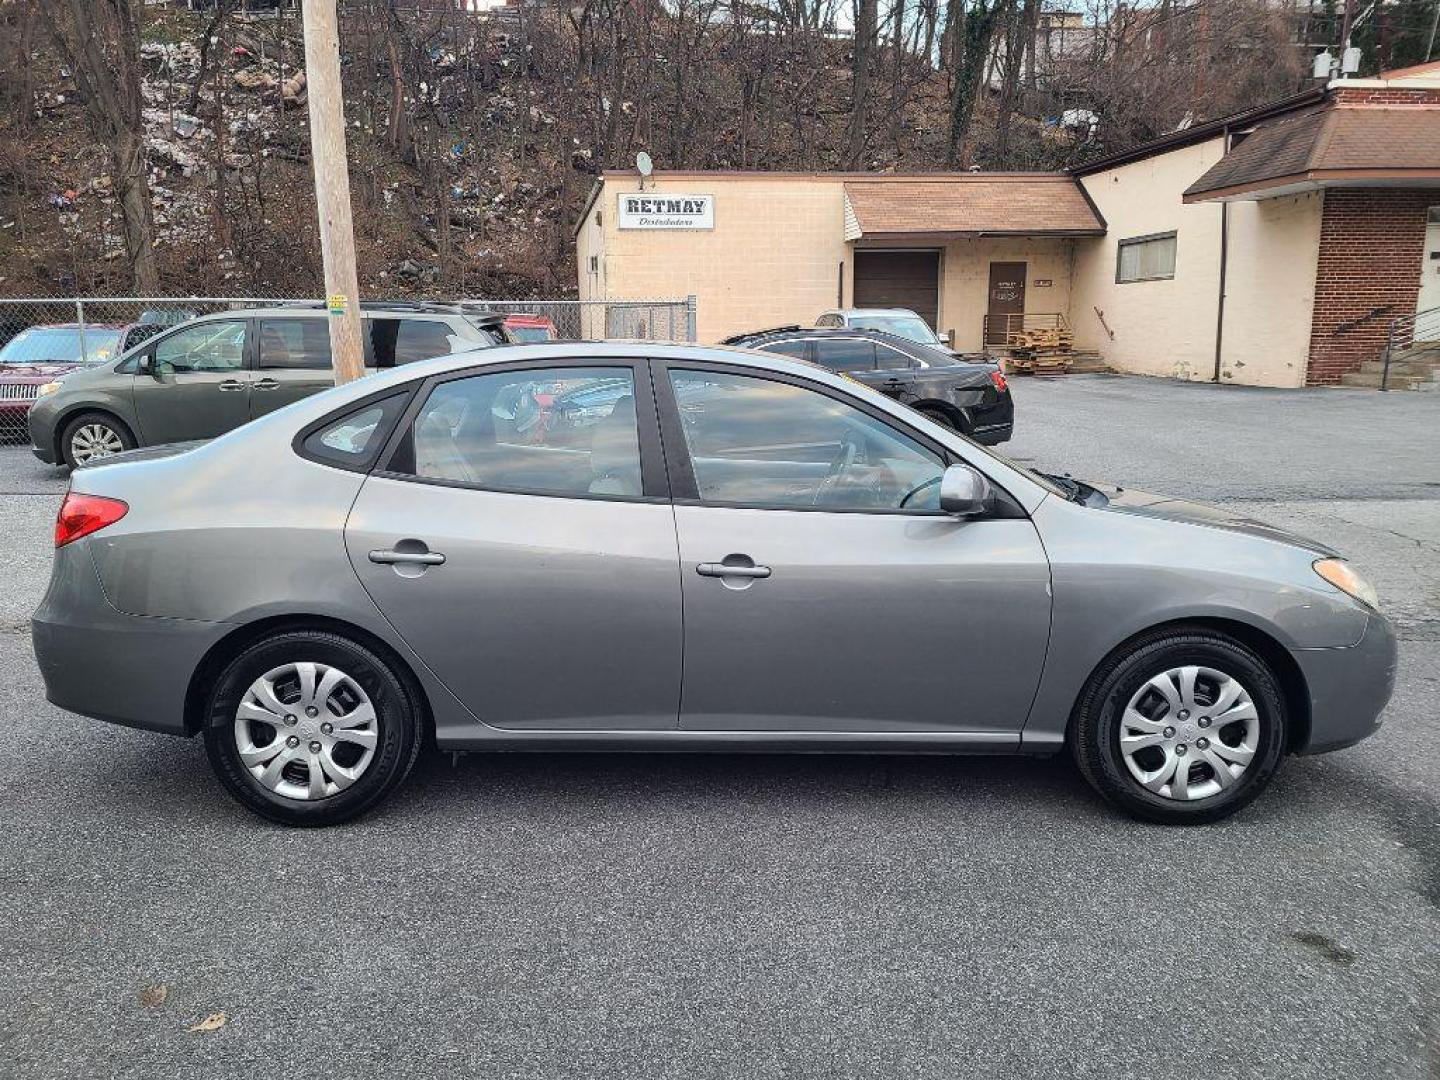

[1020,494,1379,751]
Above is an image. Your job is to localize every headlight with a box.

[1313,558,1380,610]
[37,382,62,396]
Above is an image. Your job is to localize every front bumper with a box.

[1292,613,1398,755]
[32,541,226,736]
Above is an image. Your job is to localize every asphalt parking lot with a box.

[1,374,1437,1079]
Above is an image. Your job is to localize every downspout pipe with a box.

[1213,125,1230,383]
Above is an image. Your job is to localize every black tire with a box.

[202,630,423,826]
[60,411,135,470]
[917,406,962,433]
[1071,628,1288,825]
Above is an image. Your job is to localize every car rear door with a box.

[252,316,336,417]
[654,360,1051,734]
[344,358,683,730]
[131,318,251,443]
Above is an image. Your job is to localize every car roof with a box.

[726,326,930,349]
[20,322,128,331]
[823,308,924,318]
[171,302,505,324]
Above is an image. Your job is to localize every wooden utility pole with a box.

[301,0,365,384]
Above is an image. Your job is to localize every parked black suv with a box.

[724,326,1014,445]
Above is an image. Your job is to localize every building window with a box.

[588,255,599,274]
[1117,232,1178,283]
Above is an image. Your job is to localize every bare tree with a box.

[39,0,157,292]
[944,0,1014,167]
[847,0,879,166]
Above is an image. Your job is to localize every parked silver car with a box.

[26,302,508,469]
[32,343,1396,826]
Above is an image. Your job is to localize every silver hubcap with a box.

[234,662,378,801]
[70,423,124,463]
[1119,665,1259,801]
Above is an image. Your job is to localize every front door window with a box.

[668,369,945,512]
[153,320,246,374]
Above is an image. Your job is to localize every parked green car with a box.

[28,303,508,468]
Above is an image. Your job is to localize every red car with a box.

[502,313,559,342]
[0,324,126,438]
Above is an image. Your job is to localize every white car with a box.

[815,308,950,349]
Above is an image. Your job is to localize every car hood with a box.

[1088,483,1337,555]
[0,362,85,382]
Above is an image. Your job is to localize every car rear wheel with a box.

[202,630,423,826]
[61,412,134,469]
[1071,629,1287,825]
[917,406,965,435]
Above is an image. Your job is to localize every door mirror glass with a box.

[939,464,993,517]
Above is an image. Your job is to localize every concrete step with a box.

[1358,358,1440,376]
[1340,370,1431,390]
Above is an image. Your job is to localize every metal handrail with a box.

[1381,305,1440,391]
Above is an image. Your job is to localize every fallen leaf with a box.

[137,984,168,1008]
[187,1012,228,1033]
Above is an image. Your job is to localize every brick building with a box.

[577,62,1440,388]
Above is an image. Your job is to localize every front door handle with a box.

[217,379,248,392]
[252,378,281,391]
[370,549,446,566]
[697,560,771,579]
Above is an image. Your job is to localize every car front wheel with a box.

[61,412,134,469]
[202,630,423,826]
[1071,629,1288,824]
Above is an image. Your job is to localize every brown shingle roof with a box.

[1184,105,1440,200]
[843,175,1105,237]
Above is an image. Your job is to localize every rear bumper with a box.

[1291,613,1398,755]
[31,542,225,736]
[970,421,1013,445]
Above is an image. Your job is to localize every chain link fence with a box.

[0,295,696,444]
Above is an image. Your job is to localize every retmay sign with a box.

[618,193,714,230]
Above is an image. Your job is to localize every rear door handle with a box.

[369,549,446,566]
[697,561,771,579]
[217,379,248,392]
[252,378,281,391]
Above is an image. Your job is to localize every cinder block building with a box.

[576,62,1440,388]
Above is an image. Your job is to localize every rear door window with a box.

[759,340,810,360]
[258,318,332,370]
[368,318,458,367]
[811,338,877,372]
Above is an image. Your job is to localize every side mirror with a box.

[939,464,994,517]
[142,353,164,379]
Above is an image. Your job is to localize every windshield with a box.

[507,325,553,343]
[0,328,122,365]
[848,316,943,347]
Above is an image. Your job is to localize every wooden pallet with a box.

[1006,349,1075,376]
[1006,327,1074,351]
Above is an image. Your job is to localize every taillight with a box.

[990,370,1009,393]
[55,492,128,548]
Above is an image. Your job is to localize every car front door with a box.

[131,319,250,443]
[252,317,337,417]
[344,360,683,731]
[656,362,1051,734]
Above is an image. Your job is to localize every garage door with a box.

[853,250,940,330]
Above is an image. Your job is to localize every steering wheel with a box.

[898,474,943,510]
[810,432,861,507]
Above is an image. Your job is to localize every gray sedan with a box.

[32,343,1396,826]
